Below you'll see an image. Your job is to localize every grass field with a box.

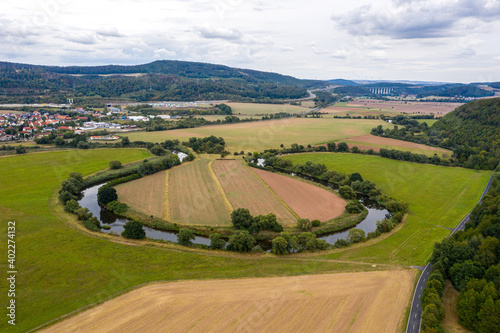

[115,171,165,218]
[416,119,439,126]
[194,115,258,121]
[284,153,491,265]
[212,159,297,225]
[253,167,346,222]
[42,270,413,333]
[125,118,387,152]
[169,159,231,225]
[343,134,450,157]
[1,149,376,333]
[226,102,308,115]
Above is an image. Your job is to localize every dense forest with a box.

[371,98,500,170]
[422,173,500,333]
[0,61,328,103]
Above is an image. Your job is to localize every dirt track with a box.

[253,168,346,222]
[42,270,413,333]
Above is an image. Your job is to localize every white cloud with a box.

[153,48,177,58]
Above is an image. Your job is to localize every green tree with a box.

[476,297,499,333]
[177,228,195,246]
[75,207,92,221]
[339,185,356,199]
[209,233,226,250]
[297,218,312,231]
[272,237,289,255]
[227,230,256,252]
[109,160,122,169]
[15,145,27,154]
[347,229,365,243]
[349,172,363,182]
[121,221,146,239]
[337,142,349,152]
[97,187,118,205]
[64,199,80,213]
[231,208,254,230]
[457,288,480,329]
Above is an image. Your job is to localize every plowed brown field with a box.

[115,171,165,218]
[42,270,413,333]
[253,168,346,222]
[212,159,296,225]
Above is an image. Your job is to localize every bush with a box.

[376,219,395,233]
[346,202,363,214]
[312,219,321,227]
[83,218,101,231]
[97,187,118,205]
[109,160,122,169]
[75,207,92,221]
[349,172,363,182]
[59,191,76,204]
[209,233,226,250]
[177,228,195,246]
[64,199,80,213]
[121,221,146,239]
[334,239,349,248]
[339,185,356,199]
[107,201,128,215]
[297,218,312,231]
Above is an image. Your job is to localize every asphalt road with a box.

[406,172,496,333]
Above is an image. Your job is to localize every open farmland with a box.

[284,153,491,265]
[350,99,461,115]
[115,171,165,218]
[343,134,451,157]
[125,118,387,152]
[3,150,378,332]
[227,102,309,115]
[169,159,231,225]
[252,168,346,222]
[41,270,413,333]
[212,159,297,224]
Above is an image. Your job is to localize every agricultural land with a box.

[125,117,388,152]
[41,271,413,333]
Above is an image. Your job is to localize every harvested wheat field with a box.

[212,159,297,224]
[253,168,346,222]
[169,159,231,225]
[42,270,414,333]
[115,172,165,218]
[345,134,450,156]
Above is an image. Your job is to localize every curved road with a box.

[406,172,496,333]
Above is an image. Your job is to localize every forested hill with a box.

[431,98,500,168]
[0,60,328,104]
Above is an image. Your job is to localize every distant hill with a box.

[0,60,329,104]
[328,79,359,86]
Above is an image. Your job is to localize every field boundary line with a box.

[164,170,170,221]
[207,159,234,214]
[249,166,301,220]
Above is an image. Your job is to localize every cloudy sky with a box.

[1,0,499,82]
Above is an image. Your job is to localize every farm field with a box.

[194,114,258,121]
[226,102,309,115]
[212,159,297,224]
[41,270,413,333]
[169,159,231,225]
[125,118,387,152]
[284,153,491,265]
[416,119,439,126]
[0,149,372,333]
[343,134,451,157]
[115,171,165,218]
[252,167,346,222]
[350,99,461,115]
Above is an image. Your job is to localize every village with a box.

[0,106,181,142]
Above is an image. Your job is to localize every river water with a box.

[78,181,389,248]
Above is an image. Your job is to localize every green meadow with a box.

[284,153,492,265]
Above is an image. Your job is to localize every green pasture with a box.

[284,153,492,266]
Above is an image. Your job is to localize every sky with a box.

[1,0,500,83]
